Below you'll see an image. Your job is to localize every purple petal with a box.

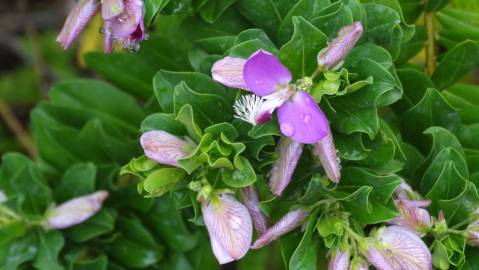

[46,191,108,229]
[243,50,292,96]
[103,21,115,53]
[240,186,267,234]
[268,138,303,196]
[378,226,432,270]
[212,57,248,90]
[365,246,394,270]
[140,131,194,167]
[109,0,143,38]
[56,0,99,49]
[317,21,363,70]
[102,0,125,20]
[202,193,253,264]
[390,200,432,233]
[277,91,329,144]
[328,250,350,270]
[313,131,341,183]
[252,207,310,249]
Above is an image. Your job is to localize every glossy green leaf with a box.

[55,163,96,203]
[66,208,117,243]
[33,230,64,270]
[289,211,319,270]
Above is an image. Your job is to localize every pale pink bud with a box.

[466,221,479,247]
[390,200,432,233]
[328,249,350,270]
[140,130,195,167]
[317,22,363,70]
[252,207,310,249]
[240,186,267,234]
[202,193,253,264]
[102,0,125,20]
[46,191,108,229]
[367,226,432,270]
[313,130,341,183]
[394,178,415,200]
[268,138,303,196]
[56,0,100,49]
[212,57,248,89]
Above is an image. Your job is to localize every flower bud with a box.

[391,199,432,234]
[212,57,248,90]
[107,0,145,51]
[313,130,341,183]
[240,186,267,234]
[56,0,100,49]
[366,226,432,270]
[252,207,310,249]
[46,191,108,229]
[317,22,363,70]
[102,0,125,20]
[202,193,252,264]
[268,138,303,196]
[328,249,350,270]
[466,221,479,247]
[140,130,195,167]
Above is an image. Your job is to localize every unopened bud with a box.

[268,138,303,196]
[140,130,195,167]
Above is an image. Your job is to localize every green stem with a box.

[425,10,436,75]
[446,229,465,235]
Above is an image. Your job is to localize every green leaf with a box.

[66,208,117,242]
[221,156,257,187]
[0,232,37,270]
[431,41,479,90]
[55,163,96,203]
[279,16,328,78]
[443,84,479,125]
[393,65,434,113]
[310,1,354,37]
[438,182,479,225]
[144,0,169,25]
[426,161,468,203]
[143,168,185,197]
[425,0,451,12]
[33,230,64,270]
[140,113,187,135]
[289,211,320,270]
[198,0,237,23]
[401,88,461,152]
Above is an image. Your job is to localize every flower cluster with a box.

[57,0,145,52]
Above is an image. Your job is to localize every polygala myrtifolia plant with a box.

[0,0,479,269]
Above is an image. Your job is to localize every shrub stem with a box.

[425,11,436,75]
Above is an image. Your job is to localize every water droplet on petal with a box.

[300,114,311,124]
[280,123,295,137]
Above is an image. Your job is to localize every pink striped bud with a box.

[268,138,303,196]
[56,0,100,49]
[46,191,108,229]
[202,193,252,264]
[240,186,267,234]
[466,221,479,247]
[212,57,248,89]
[390,200,432,234]
[317,22,363,70]
[366,226,432,270]
[313,130,341,183]
[140,130,195,167]
[328,249,350,270]
[252,207,310,249]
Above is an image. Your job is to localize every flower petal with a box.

[240,186,267,234]
[243,50,292,96]
[252,207,310,249]
[56,0,99,49]
[212,57,248,90]
[269,138,303,196]
[202,193,253,264]
[365,246,394,270]
[379,226,432,270]
[102,0,125,20]
[140,130,194,167]
[46,191,108,229]
[328,250,350,270]
[109,0,143,38]
[277,91,329,144]
[391,200,432,233]
[103,21,115,53]
[313,131,341,183]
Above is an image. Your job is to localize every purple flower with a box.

[390,199,432,234]
[45,191,108,229]
[252,207,310,249]
[56,0,100,49]
[317,22,363,70]
[57,0,145,52]
[328,249,350,270]
[212,49,341,183]
[140,130,196,167]
[202,193,252,264]
[268,138,303,196]
[366,226,432,270]
[240,186,267,234]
